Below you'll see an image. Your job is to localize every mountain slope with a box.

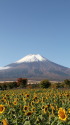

[0,54,70,81]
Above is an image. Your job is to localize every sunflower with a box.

[32,107,36,112]
[42,105,48,114]
[0,105,5,114]
[13,101,17,105]
[33,96,37,101]
[14,98,18,101]
[58,108,67,121]
[31,101,34,106]
[26,94,30,98]
[50,105,55,110]
[25,111,33,116]
[68,108,70,113]
[24,106,29,110]
[42,105,45,109]
[2,119,8,125]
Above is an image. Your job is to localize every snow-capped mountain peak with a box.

[16,54,47,63]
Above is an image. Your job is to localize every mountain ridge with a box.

[0,54,70,81]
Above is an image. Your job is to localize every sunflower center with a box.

[0,107,3,111]
[60,113,65,119]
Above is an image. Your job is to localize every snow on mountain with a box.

[0,66,10,70]
[16,54,47,63]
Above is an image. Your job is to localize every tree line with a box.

[0,78,70,90]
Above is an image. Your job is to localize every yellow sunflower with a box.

[13,101,17,105]
[0,105,5,114]
[24,106,29,110]
[42,105,48,114]
[58,108,67,121]
[26,94,30,98]
[68,108,70,113]
[25,111,33,116]
[2,119,8,125]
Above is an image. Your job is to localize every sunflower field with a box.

[0,88,70,125]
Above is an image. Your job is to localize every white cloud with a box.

[0,66,10,70]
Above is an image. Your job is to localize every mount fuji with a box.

[0,54,70,81]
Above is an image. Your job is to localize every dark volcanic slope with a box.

[0,59,70,81]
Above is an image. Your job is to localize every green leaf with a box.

[38,115,43,120]
[24,121,31,125]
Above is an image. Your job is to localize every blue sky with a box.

[0,0,70,68]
